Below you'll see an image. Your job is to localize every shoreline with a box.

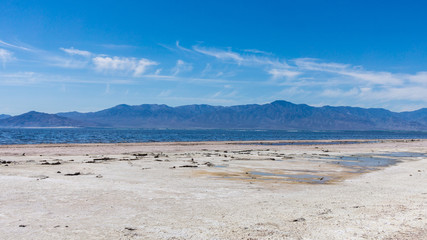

[0,139,426,239]
[0,137,421,146]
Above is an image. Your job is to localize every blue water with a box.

[0,128,427,145]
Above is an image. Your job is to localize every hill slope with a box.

[0,111,84,128]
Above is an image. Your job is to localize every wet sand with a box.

[0,139,426,239]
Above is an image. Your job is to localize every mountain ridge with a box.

[1,100,427,130]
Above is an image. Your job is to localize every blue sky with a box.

[1,0,427,115]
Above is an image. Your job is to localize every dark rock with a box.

[41,161,61,165]
[93,157,115,161]
[133,153,147,157]
[204,162,215,167]
[179,165,198,168]
[64,172,81,176]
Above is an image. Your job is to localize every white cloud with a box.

[176,41,193,53]
[172,59,193,75]
[293,58,350,72]
[243,49,271,55]
[0,40,32,51]
[406,71,427,85]
[134,58,158,76]
[0,48,13,66]
[269,69,301,79]
[193,46,244,63]
[293,58,403,85]
[60,47,92,57]
[92,56,158,76]
[338,70,403,85]
[193,45,290,70]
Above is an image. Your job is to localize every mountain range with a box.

[1,100,427,130]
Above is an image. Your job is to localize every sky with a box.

[1,0,427,115]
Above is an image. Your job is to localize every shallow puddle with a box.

[248,171,330,184]
[323,152,425,172]
[378,152,427,158]
[330,156,398,168]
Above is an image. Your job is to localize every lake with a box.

[1,128,427,145]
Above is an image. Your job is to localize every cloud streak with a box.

[0,40,33,51]
[60,47,92,57]
[92,56,158,76]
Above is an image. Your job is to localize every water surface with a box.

[1,128,426,145]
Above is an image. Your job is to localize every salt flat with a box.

[0,140,426,239]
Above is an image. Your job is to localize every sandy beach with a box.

[0,139,426,239]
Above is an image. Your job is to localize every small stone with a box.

[292,218,306,222]
[204,162,215,167]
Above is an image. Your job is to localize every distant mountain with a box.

[0,111,84,128]
[2,101,427,129]
[399,108,427,127]
[0,114,11,120]
[54,100,427,130]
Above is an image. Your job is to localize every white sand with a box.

[0,139,426,239]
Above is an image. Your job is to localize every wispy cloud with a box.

[60,47,92,57]
[293,58,403,85]
[193,46,244,63]
[192,45,289,69]
[0,40,33,52]
[0,48,13,66]
[176,41,194,53]
[92,56,158,76]
[268,69,301,79]
[172,59,193,75]
[243,48,272,55]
